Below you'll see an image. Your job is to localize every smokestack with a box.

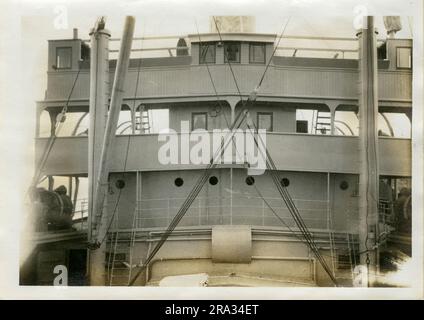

[210,16,256,33]
[383,16,402,38]
[73,28,78,39]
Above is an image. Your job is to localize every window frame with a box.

[199,42,216,64]
[257,112,273,132]
[249,42,266,64]
[296,120,309,133]
[396,46,412,70]
[55,46,73,70]
[191,112,208,131]
[224,41,241,64]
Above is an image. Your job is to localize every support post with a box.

[357,16,380,285]
[89,16,135,285]
[88,19,111,285]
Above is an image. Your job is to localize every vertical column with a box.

[326,101,338,135]
[357,16,380,285]
[88,24,111,285]
[89,16,135,286]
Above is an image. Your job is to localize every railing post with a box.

[198,198,202,226]
[167,199,170,225]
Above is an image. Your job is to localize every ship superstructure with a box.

[21,16,412,287]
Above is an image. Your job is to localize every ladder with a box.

[313,111,331,134]
[347,233,356,281]
[108,172,143,286]
[326,173,337,278]
[108,219,132,286]
[127,201,144,282]
[136,108,151,134]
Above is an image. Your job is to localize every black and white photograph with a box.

[0,0,423,301]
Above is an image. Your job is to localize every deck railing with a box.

[134,195,330,229]
[82,34,386,59]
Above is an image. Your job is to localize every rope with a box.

[246,121,338,286]
[208,16,338,285]
[257,17,291,89]
[128,17,338,286]
[29,64,82,194]
[212,16,244,105]
[128,110,248,285]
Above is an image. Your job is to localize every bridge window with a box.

[224,42,241,63]
[250,43,266,64]
[192,112,208,131]
[199,42,216,64]
[257,112,273,132]
[55,47,72,69]
[396,47,412,69]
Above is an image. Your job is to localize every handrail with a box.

[137,195,329,203]
[276,47,358,53]
[82,34,386,43]
[82,35,185,42]
[109,46,189,53]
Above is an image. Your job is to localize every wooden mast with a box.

[88,16,135,285]
[358,16,380,286]
[88,18,111,285]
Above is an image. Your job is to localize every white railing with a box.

[72,198,88,231]
[82,34,386,59]
[135,195,329,229]
[83,35,189,58]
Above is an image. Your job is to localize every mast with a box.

[88,16,135,285]
[357,16,380,286]
[88,18,111,285]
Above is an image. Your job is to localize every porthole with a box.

[174,177,184,187]
[340,181,349,190]
[246,176,255,186]
[209,176,218,185]
[281,178,290,187]
[115,179,126,189]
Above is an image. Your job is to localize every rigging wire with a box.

[129,16,337,286]
[256,17,291,89]
[212,16,245,105]
[29,64,82,194]
[209,15,337,284]
[128,110,248,285]
[196,19,332,258]
[246,121,338,285]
